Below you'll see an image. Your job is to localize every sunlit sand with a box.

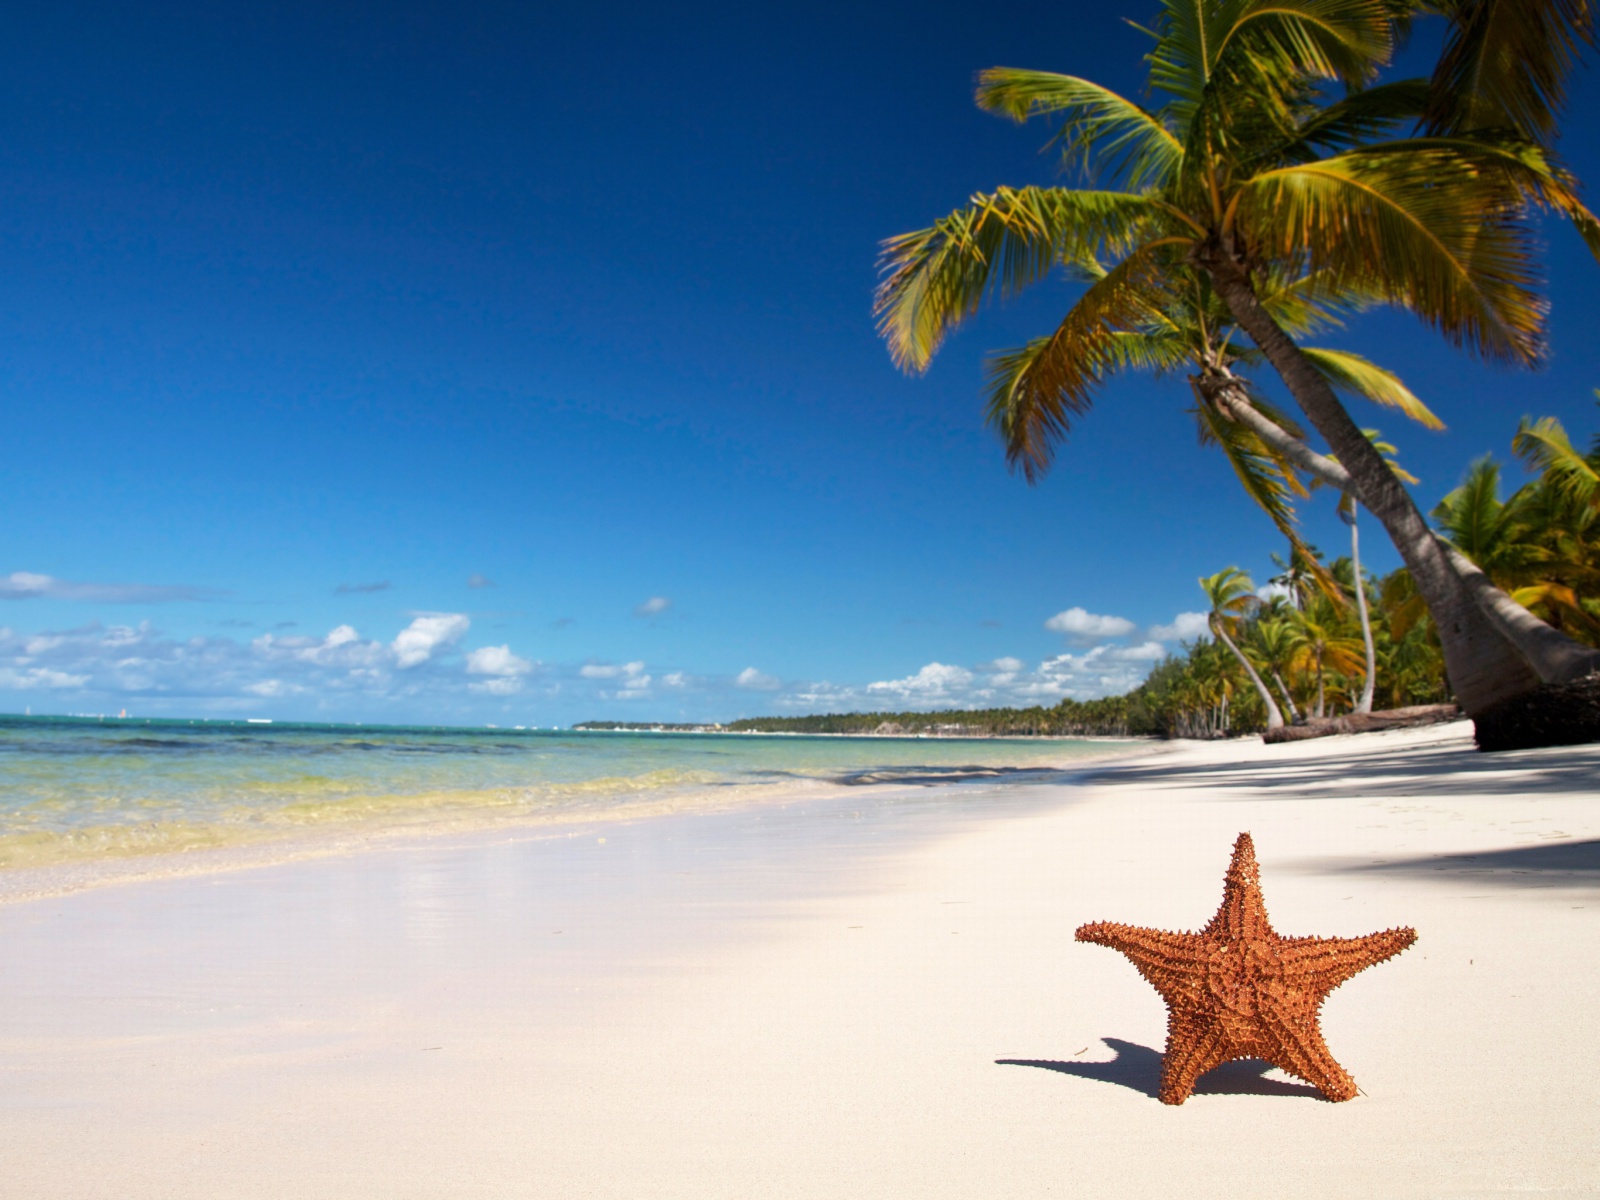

[3,722,1597,1198]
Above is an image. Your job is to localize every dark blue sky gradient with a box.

[1,2,1597,722]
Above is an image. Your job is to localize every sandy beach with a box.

[3,721,1598,1198]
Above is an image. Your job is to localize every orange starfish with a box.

[1076,832,1416,1105]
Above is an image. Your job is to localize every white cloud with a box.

[1109,641,1167,662]
[391,614,470,668]
[867,662,975,703]
[466,645,534,677]
[469,677,523,696]
[467,573,496,589]
[1149,611,1212,642]
[580,660,646,680]
[0,571,217,604]
[735,667,780,691]
[254,625,388,669]
[662,672,688,688]
[0,666,89,689]
[1045,607,1136,641]
[634,596,672,618]
[245,678,304,698]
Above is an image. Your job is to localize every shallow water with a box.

[0,715,1131,868]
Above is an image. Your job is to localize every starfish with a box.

[1076,832,1416,1105]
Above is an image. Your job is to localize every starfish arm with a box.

[1256,1010,1358,1102]
[1158,1012,1233,1106]
[1277,927,1418,994]
[1076,922,1209,1006]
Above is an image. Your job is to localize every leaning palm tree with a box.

[1200,566,1284,729]
[1319,430,1415,712]
[1250,615,1304,720]
[875,0,1600,729]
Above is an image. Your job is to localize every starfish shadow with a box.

[998,1038,1322,1100]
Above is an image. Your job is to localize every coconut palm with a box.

[1289,593,1369,718]
[1319,431,1415,712]
[1436,444,1600,641]
[875,0,1600,723]
[1249,615,1304,721]
[1200,566,1284,729]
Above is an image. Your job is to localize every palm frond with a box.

[974,69,1184,187]
[875,187,1163,372]
[1425,0,1596,144]
[1192,399,1338,599]
[982,247,1175,480]
[1212,0,1396,88]
[1299,346,1444,429]
[1270,77,1431,161]
[1253,267,1367,336]
[1235,145,1547,364]
[1514,415,1600,508]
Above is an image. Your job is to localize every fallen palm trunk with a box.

[1263,704,1463,744]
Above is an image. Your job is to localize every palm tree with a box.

[1200,567,1284,729]
[1436,443,1600,641]
[1250,615,1304,721]
[1322,431,1415,712]
[875,0,1600,725]
[1289,593,1368,718]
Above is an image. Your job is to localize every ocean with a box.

[0,714,1133,870]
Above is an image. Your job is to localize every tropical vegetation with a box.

[731,405,1600,739]
[874,0,1600,730]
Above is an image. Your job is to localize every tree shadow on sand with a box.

[998,1038,1321,1100]
[1329,838,1600,889]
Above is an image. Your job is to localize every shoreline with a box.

[0,740,1156,906]
[5,721,1596,1197]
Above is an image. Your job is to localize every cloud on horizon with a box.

[0,571,220,604]
[634,596,672,618]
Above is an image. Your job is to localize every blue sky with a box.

[2,1,1597,725]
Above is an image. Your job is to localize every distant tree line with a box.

[726,696,1139,738]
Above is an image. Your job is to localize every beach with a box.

[3,720,1598,1198]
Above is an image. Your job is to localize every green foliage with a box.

[725,696,1137,738]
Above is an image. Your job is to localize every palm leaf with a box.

[982,248,1175,479]
[1271,77,1431,161]
[974,69,1184,187]
[1425,0,1596,143]
[875,187,1162,372]
[1299,347,1444,429]
[1192,398,1340,601]
[1513,415,1600,508]
[1235,145,1547,364]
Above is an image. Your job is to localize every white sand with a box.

[3,722,1598,1198]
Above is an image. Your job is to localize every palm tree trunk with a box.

[1210,617,1284,729]
[1200,249,1561,715]
[1272,669,1300,721]
[1350,509,1377,714]
[1315,657,1325,719]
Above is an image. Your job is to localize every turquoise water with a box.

[0,715,1131,868]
